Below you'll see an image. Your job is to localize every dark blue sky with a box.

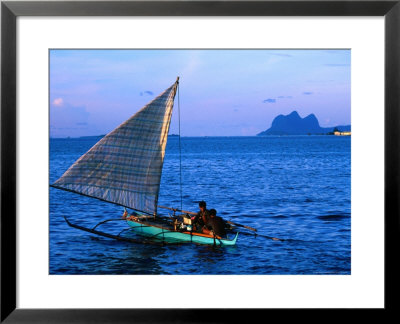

[50,49,350,137]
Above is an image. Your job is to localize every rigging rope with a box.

[177,80,183,211]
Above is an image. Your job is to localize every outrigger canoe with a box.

[52,78,241,247]
[64,212,239,246]
[126,213,239,246]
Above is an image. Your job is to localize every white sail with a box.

[52,79,179,215]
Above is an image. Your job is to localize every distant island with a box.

[78,135,106,139]
[257,111,351,136]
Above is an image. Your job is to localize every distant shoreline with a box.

[50,134,351,140]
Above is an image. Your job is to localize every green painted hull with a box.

[126,218,239,246]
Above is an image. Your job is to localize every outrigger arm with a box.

[64,216,172,246]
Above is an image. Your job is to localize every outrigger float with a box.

[51,78,252,246]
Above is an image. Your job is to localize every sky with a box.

[50,49,350,137]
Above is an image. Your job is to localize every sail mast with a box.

[51,78,179,216]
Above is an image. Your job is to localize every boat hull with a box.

[126,218,238,246]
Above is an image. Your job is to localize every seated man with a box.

[192,200,209,232]
[202,209,227,238]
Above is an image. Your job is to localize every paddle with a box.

[226,221,257,232]
[237,230,285,242]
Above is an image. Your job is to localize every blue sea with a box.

[49,136,351,275]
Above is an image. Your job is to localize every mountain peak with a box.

[304,113,320,126]
[257,111,350,136]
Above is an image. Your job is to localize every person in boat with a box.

[202,209,227,238]
[192,200,209,232]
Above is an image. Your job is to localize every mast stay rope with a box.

[178,78,183,211]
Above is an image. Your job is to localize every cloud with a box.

[263,96,292,104]
[263,98,276,103]
[303,92,313,95]
[50,101,90,137]
[140,90,154,96]
[52,98,64,106]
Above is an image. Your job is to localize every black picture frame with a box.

[1,0,399,322]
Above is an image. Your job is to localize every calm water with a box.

[49,136,351,275]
